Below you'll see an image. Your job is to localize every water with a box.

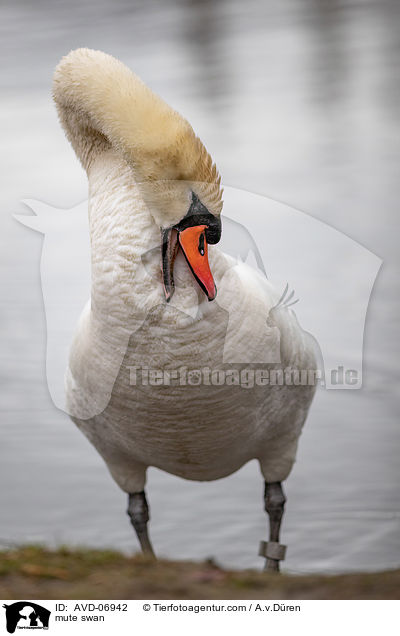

[1,0,399,573]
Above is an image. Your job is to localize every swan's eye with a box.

[198,231,205,256]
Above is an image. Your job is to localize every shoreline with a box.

[0,546,398,600]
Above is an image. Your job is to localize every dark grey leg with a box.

[127,491,155,557]
[259,481,287,572]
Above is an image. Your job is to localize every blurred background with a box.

[1,0,399,573]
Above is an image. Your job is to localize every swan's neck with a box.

[87,149,205,329]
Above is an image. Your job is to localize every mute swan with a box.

[53,48,317,571]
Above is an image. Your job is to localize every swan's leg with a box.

[259,481,287,572]
[127,491,155,557]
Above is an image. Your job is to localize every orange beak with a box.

[161,191,221,302]
[178,225,217,301]
[161,223,218,302]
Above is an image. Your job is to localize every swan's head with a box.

[53,48,223,303]
[135,149,222,303]
[157,188,221,302]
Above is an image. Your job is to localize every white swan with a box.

[53,48,317,571]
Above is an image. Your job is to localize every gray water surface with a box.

[1,0,399,573]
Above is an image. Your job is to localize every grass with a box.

[0,546,398,600]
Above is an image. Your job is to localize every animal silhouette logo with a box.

[14,185,382,414]
[2,602,51,633]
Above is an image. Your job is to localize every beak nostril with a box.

[198,232,205,256]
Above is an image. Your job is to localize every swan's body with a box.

[54,49,317,569]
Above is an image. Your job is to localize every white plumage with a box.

[53,48,317,568]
